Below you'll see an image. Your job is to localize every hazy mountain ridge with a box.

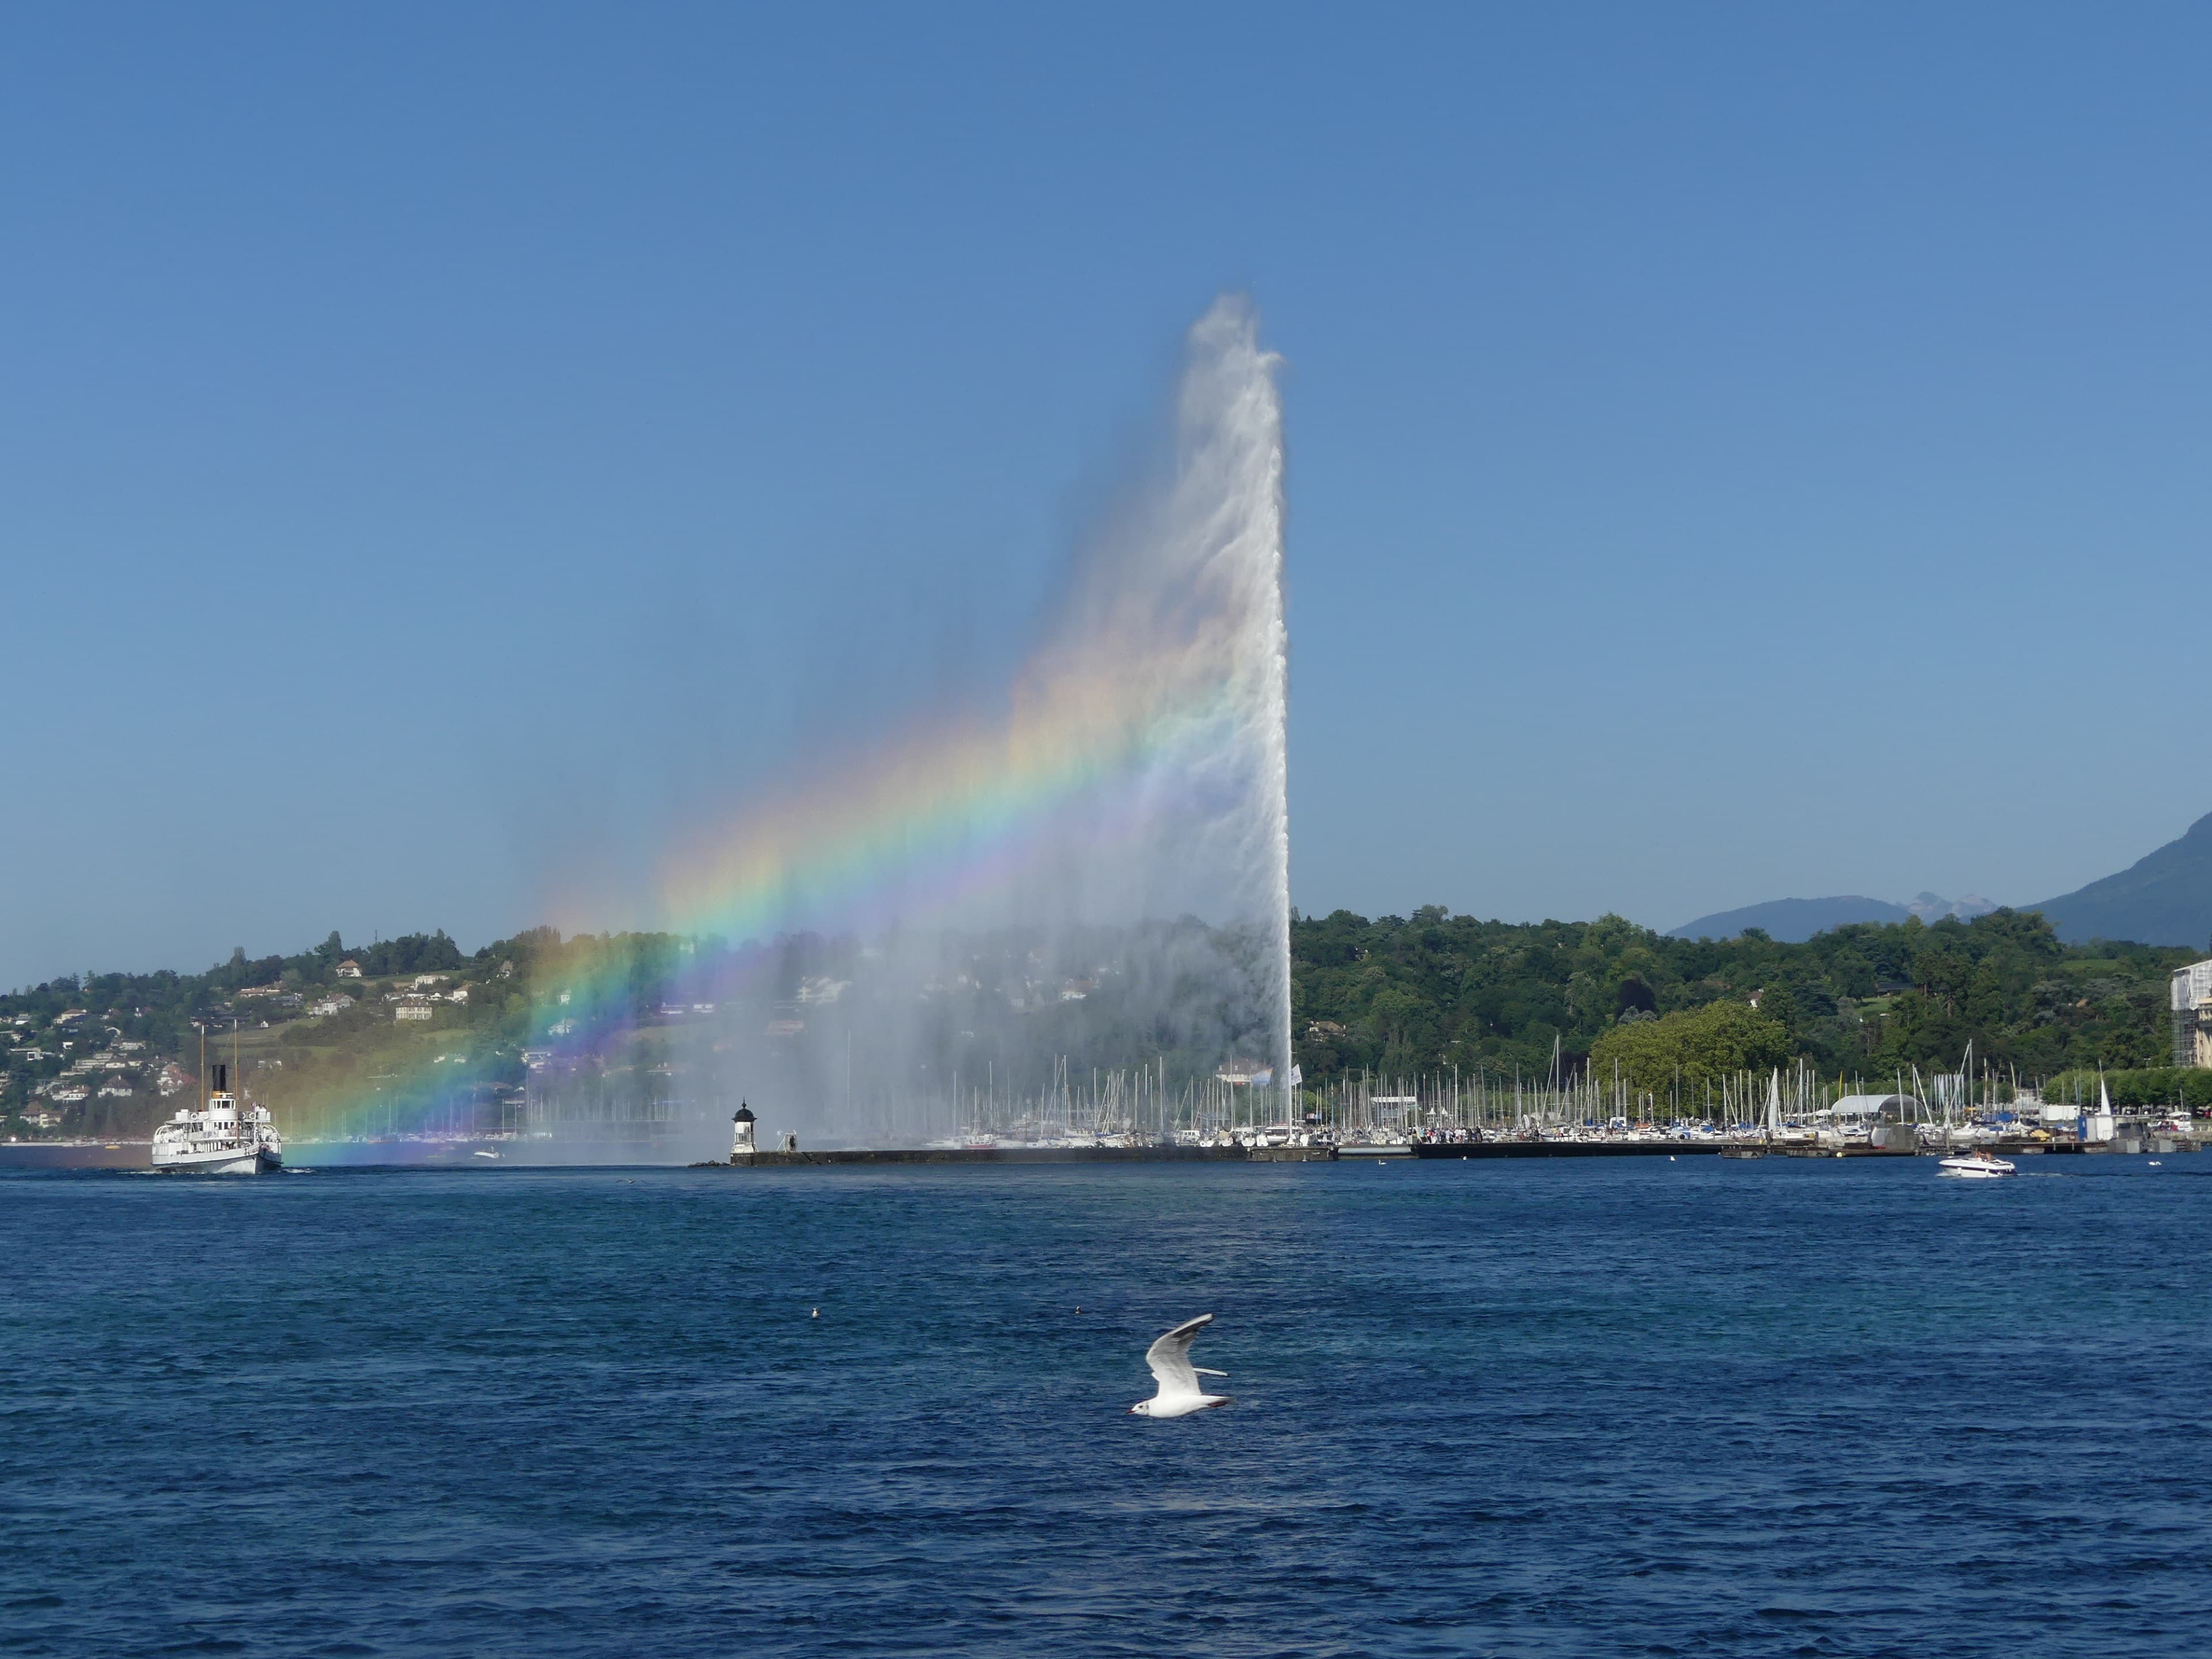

[1671,892,1996,944]
[1672,810,2212,950]
[2032,811,2212,949]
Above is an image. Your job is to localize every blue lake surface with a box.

[5,1155,2210,1657]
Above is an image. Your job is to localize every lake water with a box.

[5,1156,2210,1657]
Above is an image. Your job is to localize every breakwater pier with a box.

[694,1131,2210,1168]
[695,1145,1331,1167]
[693,1139,1745,1168]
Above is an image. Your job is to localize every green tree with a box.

[1586,1000,1792,1097]
[1757,982,1799,1042]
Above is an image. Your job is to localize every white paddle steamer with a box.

[153,1042,282,1175]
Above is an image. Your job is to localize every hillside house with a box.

[336,960,363,979]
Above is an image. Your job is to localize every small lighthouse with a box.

[730,1103,757,1160]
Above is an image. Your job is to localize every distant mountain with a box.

[1905,891,1999,925]
[2031,811,2212,949]
[1670,896,1911,943]
[1670,812,2212,951]
[1670,892,1997,944]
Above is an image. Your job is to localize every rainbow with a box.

[295,298,1287,1142]
[660,665,1244,945]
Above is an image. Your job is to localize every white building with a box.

[2171,960,2212,1068]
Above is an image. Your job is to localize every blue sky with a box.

[4,4,2209,986]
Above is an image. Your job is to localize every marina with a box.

[691,1057,2209,1168]
[694,1134,2205,1168]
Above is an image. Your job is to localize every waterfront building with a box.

[2171,960,2212,1067]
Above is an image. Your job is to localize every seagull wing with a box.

[1145,1313,1214,1398]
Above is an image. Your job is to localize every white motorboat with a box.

[1938,1150,2014,1179]
[152,1047,281,1175]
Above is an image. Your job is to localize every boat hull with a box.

[151,1146,282,1176]
[1938,1156,2014,1179]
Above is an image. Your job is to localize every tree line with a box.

[1290,906,2195,1094]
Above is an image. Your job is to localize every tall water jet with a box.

[1153,298,1290,1112]
[604,296,1295,1144]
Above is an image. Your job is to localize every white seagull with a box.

[1129,1313,1231,1417]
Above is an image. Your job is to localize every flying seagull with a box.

[1129,1313,1231,1417]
